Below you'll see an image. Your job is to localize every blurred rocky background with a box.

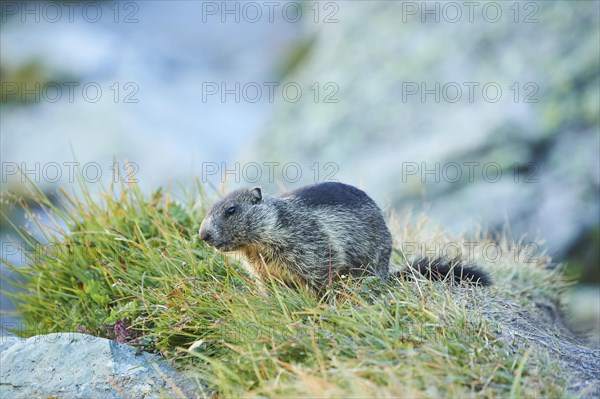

[1,1,599,338]
[246,1,600,285]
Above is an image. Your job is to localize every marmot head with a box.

[199,187,268,252]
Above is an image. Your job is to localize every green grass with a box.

[2,177,573,398]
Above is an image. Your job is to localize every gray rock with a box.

[483,297,600,398]
[0,336,22,354]
[0,333,207,399]
[246,1,599,278]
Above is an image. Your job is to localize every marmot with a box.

[199,182,491,291]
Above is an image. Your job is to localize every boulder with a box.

[247,1,599,280]
[0,333,206,399]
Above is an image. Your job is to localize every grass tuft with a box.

[2,177,573,397]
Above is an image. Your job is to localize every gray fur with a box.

[199,182,490,290]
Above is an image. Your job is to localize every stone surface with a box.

[247,1,600,280]
[483,297,600,398]
[0,333,206,399]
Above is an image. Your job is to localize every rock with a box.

[484,298,600,398]
[0,333,206,399]
[0,336,21,354]
[247,1,599,279]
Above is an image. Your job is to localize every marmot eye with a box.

[225,206,237,216]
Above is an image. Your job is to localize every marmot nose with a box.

[200,230,212,243]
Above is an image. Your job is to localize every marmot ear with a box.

[249,187,262,203]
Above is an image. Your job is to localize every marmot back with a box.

[199,182,491,291]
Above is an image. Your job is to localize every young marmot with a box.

[199,182,491,290]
